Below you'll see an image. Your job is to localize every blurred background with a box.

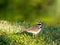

[0,0,60,25]
[0,0,60,45]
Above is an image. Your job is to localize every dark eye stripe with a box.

[38,24,41,25]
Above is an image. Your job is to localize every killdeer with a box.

[26,21,42,37]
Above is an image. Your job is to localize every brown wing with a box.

[27,25,39,32]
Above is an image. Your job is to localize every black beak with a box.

[40,27,42,28]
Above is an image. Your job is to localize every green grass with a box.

[0,25,60,45]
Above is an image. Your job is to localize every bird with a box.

[26,21,42,38]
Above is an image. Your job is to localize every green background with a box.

[0,0,60,25]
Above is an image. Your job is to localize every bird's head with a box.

[37,21,42,25]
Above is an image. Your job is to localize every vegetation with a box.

[0,0,60,25]
[0,0,60,45]
[0,24,60,45]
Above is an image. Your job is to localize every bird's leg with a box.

[33,34,36,38]
[33,34,34,38]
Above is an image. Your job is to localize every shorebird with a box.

[26,21,42,38]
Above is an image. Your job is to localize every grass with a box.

[0,25,60,45]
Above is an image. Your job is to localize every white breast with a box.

[34,28,41,34]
